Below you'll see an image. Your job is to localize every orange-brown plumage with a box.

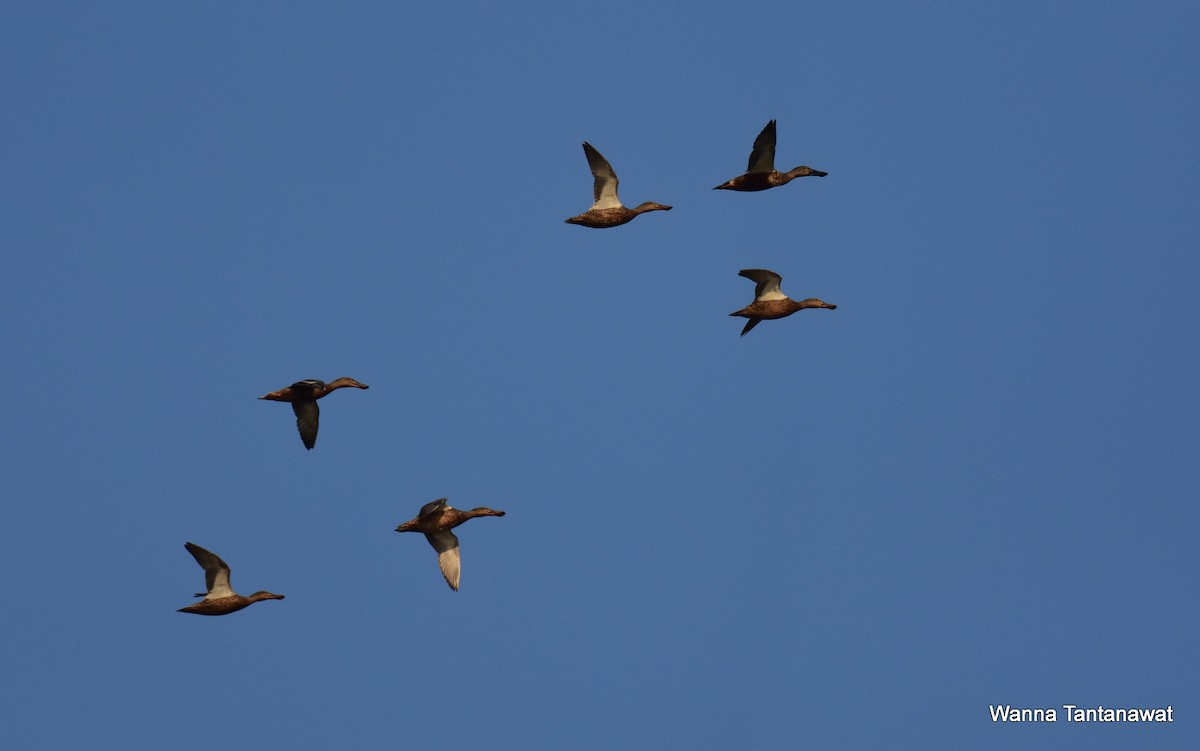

[564,203,673,228]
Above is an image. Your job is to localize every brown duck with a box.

[713,120,827,191]
[730,268,836,336]
[564,142,672,228]
[259,377,369,450]
[395,498,506,591]
[177,542,285,616]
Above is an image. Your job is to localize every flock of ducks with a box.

[562,119,837,335]
[179,118,835,615]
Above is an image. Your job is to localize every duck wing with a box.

[418,498,449,519]
[746,120,777,174]
[739,318,763,337]
[291,401,319,450]
[738,268,787,301]
[292,379,325,393]
[184,542,234,599]
[582,142,623,210]
[424,530,461,591]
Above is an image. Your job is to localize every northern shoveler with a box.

[730,268,836,336]
[713,120,827,191]
[564,142,672,228]
[259,377,369,450]
[395,498,506,591]
[177,542,285,616]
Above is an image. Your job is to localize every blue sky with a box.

[2,2,1198,749]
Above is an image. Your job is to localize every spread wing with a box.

[184,542,234,599]
[292,401,319,450]
[739,268,787,301]
[582,142,623,210]
[425,531,461,591]
[746,120,777,174]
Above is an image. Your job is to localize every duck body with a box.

[177,542,284,617]
[178,593,282,617]
[564,203,672,228]
[564,142,671,228]
[730,268,836,336]
[714,167,827,192]
[713,119,827,192]
[395,498,506,591]
[259,377,369,404]
[259,377,369,450]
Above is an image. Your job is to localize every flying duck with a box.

[564,142,672,228]
[713,120,827,191]
[259,377,369,450]
[177,542,285,616]
[395,498,506,591]
[730,268,836,336]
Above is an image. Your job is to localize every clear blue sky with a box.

[3,2,1197,749]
